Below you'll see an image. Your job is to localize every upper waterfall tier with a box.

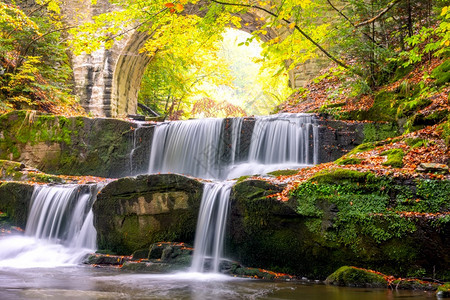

[148,113,319,180]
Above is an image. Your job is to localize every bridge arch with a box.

[67,1,327,117]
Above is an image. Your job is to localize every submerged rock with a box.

[325,266,387,288]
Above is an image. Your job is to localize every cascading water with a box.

[0,184,100,268]
[248,113,318,165]
[190,182,232,273]
[146,113,320,273]
[129,122,143,174]
[147,113,319,180]
[148,118,224,179]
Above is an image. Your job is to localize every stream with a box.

[0,267,436,299]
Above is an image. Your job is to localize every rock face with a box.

[0,111,152,178]
[0,111,402,178]
[93,174,203,254]
[226,176,450,280]
[0,181,34,229]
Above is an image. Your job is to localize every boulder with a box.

[325,266,387,288]
[93,174,203,254]
[416,163,449,174]
[0,181,34,228]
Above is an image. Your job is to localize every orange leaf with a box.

[176,3,184,11]
[164,3,175,8]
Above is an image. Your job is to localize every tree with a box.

[69,0,448,114]
[0,1,77,113]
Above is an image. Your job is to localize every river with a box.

[0,266,436,299]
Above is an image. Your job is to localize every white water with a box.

[0,185,99,268]
[191,182,233,273]
[148,113,319,180]
[0,113,319,274]
[248,114,318,165]
[146,113,319,273]
[149,118,224,179]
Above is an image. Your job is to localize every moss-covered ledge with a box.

[0,160,64,183]
[225,171,449,280]
[0,110,153,178]
[93,174,204,255]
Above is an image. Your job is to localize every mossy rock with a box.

[432,60,450,86]
[267,169,299,177]
[0,160,25,181]
[437,283,450,298]
[0,181,34,228]
[94,174,203,255]
[335,157,362,166]
[325,266,387,288]
[310,168,373,184]
[362,122,399,143]
[347,142,376,155]
[0,110,152,178]
[380,148,404,168]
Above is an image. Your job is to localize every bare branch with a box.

[355,0,401,28]
[208,0,356,73]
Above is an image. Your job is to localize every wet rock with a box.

[0,111,154,178]
[437,283,450,298]
[148,242,193,261]
[416,163,449,174]
[85,254,132,265]
[0,181,34,228]
[325,266,387,288]
[132,249,150,260]
[94,174,203,255]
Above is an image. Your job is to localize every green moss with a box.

[405,137,429,148]
[310,168,373,184]
[267,169,299,176]
[335,157,362,165]
[432,60,450,86]
[347,142,375,155]
[439,120,450,146]
[397,97,433,118]
[363,122,399,143]
[235,175,250,183]
[325,266,387,287]
[380,148,405,168]
[437,282,450,298]
[28,172,64,183]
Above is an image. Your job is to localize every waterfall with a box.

[129,122,143,174]
[145,114,320,273]
[230,117,243,165]
[0,184,100,268]
[147,113,319,180]
[148,118,225,179]
[191,182,232,273]
[248,113,318,165]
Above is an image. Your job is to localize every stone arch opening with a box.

[109,11,278,118]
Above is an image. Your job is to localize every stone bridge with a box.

[62,0,329,117]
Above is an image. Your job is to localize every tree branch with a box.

[355,0,401,28]
[208,0,356,73]
[325,0,382,47]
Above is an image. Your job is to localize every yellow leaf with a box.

[441,6,448,16]
[289,22,296,29]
